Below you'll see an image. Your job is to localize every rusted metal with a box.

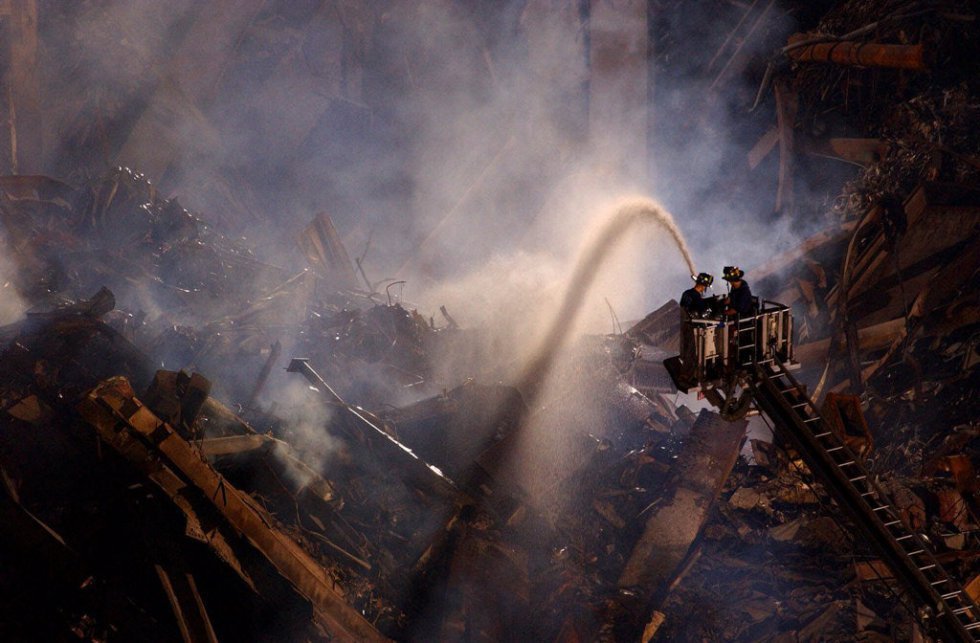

[787,35,928,70]
[822,392,873,459]
[286,357,461,501]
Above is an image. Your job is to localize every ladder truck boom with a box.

[664,299,980,641]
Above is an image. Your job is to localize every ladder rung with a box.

[932,579,950,586]
[884,520,902,527]
[953,607,973,615]
[919,564,937,571]
[871,505,890,511]
[849,475,867,482]
[963,622,980,630]
[814,431,832,438]
[838,460,855,467]
[861,491,876,497]
[942,591,963,600]
[804,417,820,423]
[791,402,808,409]
[826,446,844,453]
[896,534,914,541]
[906,549,925,556]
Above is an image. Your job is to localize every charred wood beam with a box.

[77,376,388,642]
[197,434,274,457]
[198,434,342,511]
[787,35,928,70]
[747,124,778,170]
[606,410,748,638]
[76,386,257,591]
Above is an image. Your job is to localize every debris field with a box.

[0,1,977,641]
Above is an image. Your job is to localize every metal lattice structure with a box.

[666,301,980,642]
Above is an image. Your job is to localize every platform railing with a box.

[682,298,794,382]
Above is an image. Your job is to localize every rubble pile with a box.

[0,166,711,640]
[790,1,980,225]
[636,1,980,639]
[0,1,976,641]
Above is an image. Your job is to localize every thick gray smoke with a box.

[37,1,811,324]
[31,1,824,452]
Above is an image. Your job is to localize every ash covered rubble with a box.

[0,166,719,641]
[0,2,979,642]
[630,1,980,640]
[0,187,978,642]
[0,160,977,642]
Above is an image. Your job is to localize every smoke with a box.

[36,1,812,314]
[515,197,694,401]
[0,229,26,326]
[34,3,819,447]
[25,3,834,433]
[18,0,859,635]
[263,379,342,489]
[417,190,700,387]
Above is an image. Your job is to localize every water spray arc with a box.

[405,198,696,636]
[513,197,695,406]
[461,197,696,492]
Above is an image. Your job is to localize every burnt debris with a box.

[0,1,977,641]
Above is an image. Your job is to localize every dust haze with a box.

[31,2,809,492]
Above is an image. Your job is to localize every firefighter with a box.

[722,266,754,317]
[680,272,714,318]
[677,272,714,386]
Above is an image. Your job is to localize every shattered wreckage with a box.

[0,1,978,642]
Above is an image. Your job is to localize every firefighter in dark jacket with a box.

[678,272,715,385]
[722,266,754,317]
[680,272,714,318]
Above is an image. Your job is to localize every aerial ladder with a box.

[665,300,980,642]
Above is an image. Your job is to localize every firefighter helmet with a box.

[693,272,714,287]
[723,266,744,282]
